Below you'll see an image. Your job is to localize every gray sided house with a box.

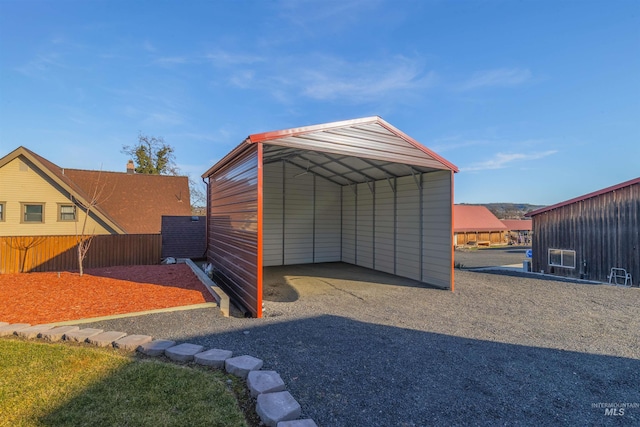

[202,117,458,317]
[527,177,640,285]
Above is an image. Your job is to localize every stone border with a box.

[180,258,231,317]
[0,321,315,427]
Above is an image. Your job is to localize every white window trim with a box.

[58,204,77,222]
[0,201,5,222]
[548,248,576,269]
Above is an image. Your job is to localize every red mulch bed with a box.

[0,264,215,324]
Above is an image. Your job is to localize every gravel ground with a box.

[82,260,640,426]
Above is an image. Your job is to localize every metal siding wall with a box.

[314,173,341,262]
[374,180,395,274]
[263,162,283,266]
[532,181,639,284]
[263,161,342,266]
[341,186,356,263]
[283,162,314,264]
[207,146,260,316]
[395,176,421,281]
[356,182,374,268]
[422,171,453,288]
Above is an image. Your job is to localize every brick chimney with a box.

[126,160,135,174]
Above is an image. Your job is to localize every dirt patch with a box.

[0,264,215,324]
[262,268,299,302]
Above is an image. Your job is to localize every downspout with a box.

[202,176,209,259]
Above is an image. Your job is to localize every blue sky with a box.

[1,0,638,205]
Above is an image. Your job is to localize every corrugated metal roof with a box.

[204,117,458,184]
[501,219,532,231]
[527,176,640,217]
[454,205,508,232]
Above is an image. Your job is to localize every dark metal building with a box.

[527,177,640,284]
[202,117,458,317]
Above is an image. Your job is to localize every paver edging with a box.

[0,321,315,426]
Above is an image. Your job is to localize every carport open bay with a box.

[81,261,640,426]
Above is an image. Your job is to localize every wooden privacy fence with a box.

[0,234,162,274]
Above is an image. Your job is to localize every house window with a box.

[22,203,44,223]
[548,248,576,268]
[0,202,5,221]
[59,204,77,221]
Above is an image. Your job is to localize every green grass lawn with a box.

[0,339,249,427]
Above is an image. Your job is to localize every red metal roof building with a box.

[203,116,458,317]
[453,205,507,246]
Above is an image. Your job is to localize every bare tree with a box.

[189,177,207,214]
[73,170,109,276]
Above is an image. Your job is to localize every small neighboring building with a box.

[0,146,191,236]
[454,205,508,246]
[527,177,639,284]
[501,219,532,245]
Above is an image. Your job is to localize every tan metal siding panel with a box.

[422,171,453,288]
[356,182,374,268]
[395,176,421,281]
[207,146,260,316]
[341,186,356,263]
[283,162,314,265]
[314,174,341,262]
[374,180,395,274]
[263,162,283,266]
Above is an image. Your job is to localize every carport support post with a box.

[257,142,264,318]
[450,170,455,292]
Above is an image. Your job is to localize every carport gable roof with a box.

[203,116,458,185]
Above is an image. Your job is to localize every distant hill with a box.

[458,203,545,220]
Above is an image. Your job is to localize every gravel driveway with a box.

[83,261,640,426]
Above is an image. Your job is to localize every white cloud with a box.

[461,150,557,172]
[299,57,437,101]
[458,68,532,91]
[205,51,265,66]
[153,56,189,66]
[142,40,157,53]
[16,52,66,76]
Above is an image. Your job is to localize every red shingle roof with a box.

[64,169,191,234]
[454,205,508,232]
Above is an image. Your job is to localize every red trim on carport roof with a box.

[248,116,459,173]
[256,142,264,318]
[247,116,380,143]
[375,119,459,173]
[527,176,640,217]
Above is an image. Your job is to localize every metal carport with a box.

[202,116,458,317]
